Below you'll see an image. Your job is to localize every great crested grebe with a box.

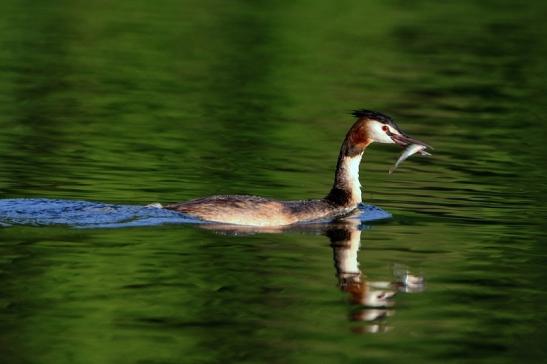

[165,109,430,226]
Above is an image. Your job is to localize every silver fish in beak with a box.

[389,143,431,174]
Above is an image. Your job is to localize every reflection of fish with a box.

[389,144,431,174]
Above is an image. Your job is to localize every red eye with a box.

[382,125,389,132]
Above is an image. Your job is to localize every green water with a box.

[1,0,546,363]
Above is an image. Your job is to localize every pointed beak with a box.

[390,132,432,149]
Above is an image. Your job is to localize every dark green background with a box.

[0,1,546,363]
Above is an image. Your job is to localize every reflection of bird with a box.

[165,110,429,226]
[327,224,424,333]
[194,220,424,334]
[198,219,424,332]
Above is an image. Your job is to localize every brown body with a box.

[165,110,428,226]
[166,196,355,227]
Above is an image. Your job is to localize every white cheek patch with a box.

[369,121,395,144]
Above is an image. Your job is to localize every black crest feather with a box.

[351,109,393,123]
[350,109,400,130]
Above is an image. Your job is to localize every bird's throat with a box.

[330,153,363,205]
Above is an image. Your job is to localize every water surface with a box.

[0,0,546,363]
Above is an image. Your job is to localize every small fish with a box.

[389,143,431,174]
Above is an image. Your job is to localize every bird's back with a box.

[165,195,350,226]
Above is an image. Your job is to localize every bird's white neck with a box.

[327,152,364,206]
[338,153,363,204]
